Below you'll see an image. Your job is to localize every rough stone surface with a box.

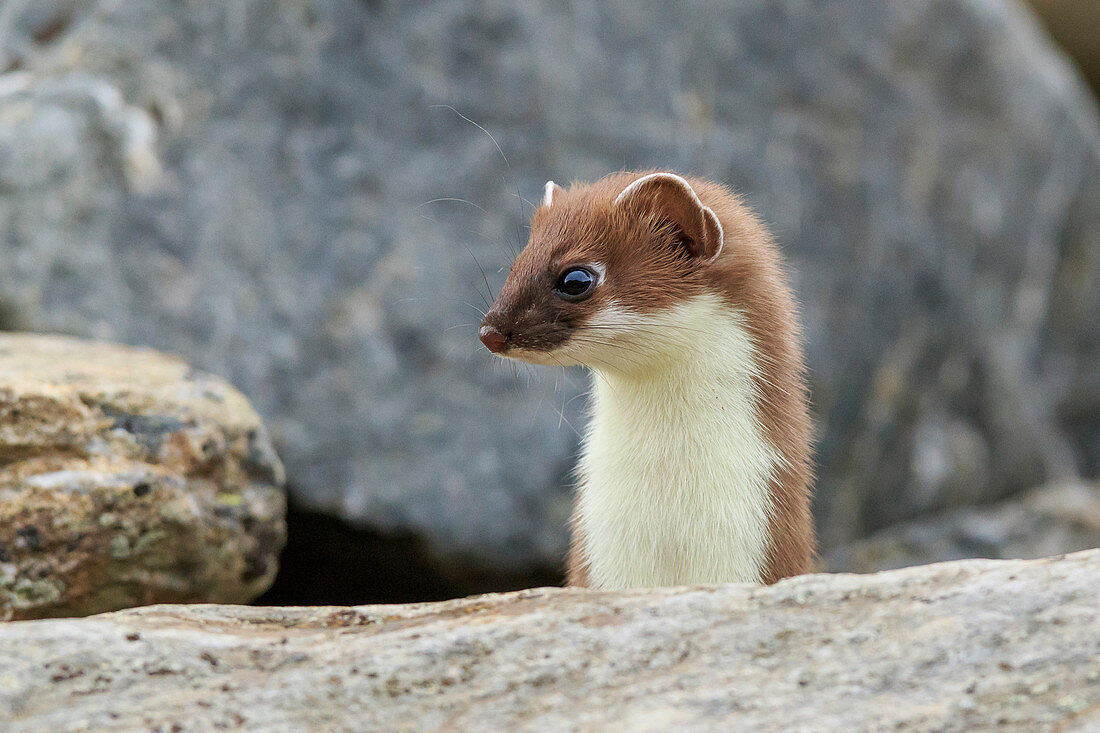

[827,480,1100,573]
[0,1,1098,578]
[0,334,286,620]
[2,552,1100,731]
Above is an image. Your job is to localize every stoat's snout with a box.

[478,325,507,353]
[478,250,605,365]
[477,287,587,365]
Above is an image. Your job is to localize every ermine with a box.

[479,171,814,588]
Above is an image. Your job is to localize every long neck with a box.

[576,296,782,589]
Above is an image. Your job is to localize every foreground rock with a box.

[0,334,285,620]
[2,552,1099,731]
[1,1,1099,583]
[828,480,1100,573]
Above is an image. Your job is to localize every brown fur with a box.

[483,171,815,585]
[565,525,589,587]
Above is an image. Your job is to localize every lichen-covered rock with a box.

[1,551,1099,731]
[0,334,286,620]
[827,480,1100,573]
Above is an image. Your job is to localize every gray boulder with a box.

[2,551,1099,730]
[826,479,1100,573]
[0,0,1097,582]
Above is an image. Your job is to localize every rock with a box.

[826,480,1100,573]
[0,334,286,620]
[0,1,1098,583]
[1027,0,1100,95]
[2,551,1099,730]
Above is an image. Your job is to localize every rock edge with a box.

[2,551,1099,731]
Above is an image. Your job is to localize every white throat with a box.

[575,294,780,588]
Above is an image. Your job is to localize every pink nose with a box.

[479,325,507,353]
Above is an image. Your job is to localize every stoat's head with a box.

[479,172,725,371]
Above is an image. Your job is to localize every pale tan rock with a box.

[0,333,286,620]
[2,551,1099,731]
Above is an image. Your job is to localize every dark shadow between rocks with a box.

[0,300,25,332]
[257,498,565,606]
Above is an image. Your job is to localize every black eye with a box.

[554,267,597,300]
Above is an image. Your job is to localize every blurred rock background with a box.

[1028,0,1100,95]
[0,0,1096,604]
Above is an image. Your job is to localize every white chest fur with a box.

[575,295,780,589]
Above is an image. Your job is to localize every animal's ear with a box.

[614,172,723,262]
[542,180,566,208]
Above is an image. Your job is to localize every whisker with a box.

[463,302,488,318]
[566,337,651,365]
[544,354,582,438]
[429,104,510,169]
[510,191,538,212]
[416,198,491,215]
[461,242,495,303]
[579,323,716,337]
